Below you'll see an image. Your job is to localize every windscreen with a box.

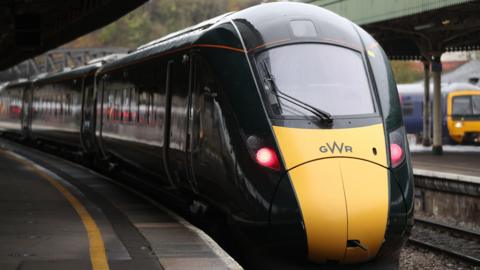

[257,44,374,117]
[452,95,480,116]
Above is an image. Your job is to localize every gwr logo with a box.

[319,142,353,154]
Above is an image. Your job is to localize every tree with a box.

[65,0,265,49]
[390,61,423,84]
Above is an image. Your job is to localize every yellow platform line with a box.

[2,150,110,270]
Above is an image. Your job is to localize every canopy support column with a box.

[432,55,443,155]
[422,59,431,146]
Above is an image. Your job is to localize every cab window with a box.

[256,44,374,118]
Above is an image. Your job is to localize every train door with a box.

[81,76,96,153]
[185,55,214,194]
[95,74,108,158]
[21,86,32,138]
[187,55,218,196]
[185,54,201,194]
[163,54,198,191]
[163,60,176,188]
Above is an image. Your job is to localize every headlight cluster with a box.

[389,126,406,168]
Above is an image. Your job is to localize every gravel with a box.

[400,212,480,269]
[400,244,479,270]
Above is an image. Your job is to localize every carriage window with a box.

[114,91,122,121]
[65,93,72,116]
[122,88,131,122]
[138,90,150,124]
[453,95,480,116]
[401,102,414,116]
[152,92,162,126]
[257,44,374,117]
[131,88,138,122]
[452,96,472,115]
[105,89,114,121]
[473,95,480,115]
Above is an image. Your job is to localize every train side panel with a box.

[0,83,27,136]
[31,78,83,148]
[96,55,177,188]
[400,93,423,137]
[94,22,290,225]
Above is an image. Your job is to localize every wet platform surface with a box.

[411,146,480,180]
[0,139,240,270]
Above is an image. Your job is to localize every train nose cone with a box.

[288,158,389,263]
[272,123,390,264]
[289,158,388,263]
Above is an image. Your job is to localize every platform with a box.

[0,139,241,270]
[410,145,480,183]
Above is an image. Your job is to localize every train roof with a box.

[2,78,31,90]
[87,53,128,65]
[136,12,235,52]
[98,11,235,74]
[397,82,480,95]
[34,63,101,86]
[229,2,363,51]
[99,2,364,74]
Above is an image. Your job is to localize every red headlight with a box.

[255,147,280,171]
[390,143,403,168]
[389,127,406,168]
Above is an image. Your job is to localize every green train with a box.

[0,2,413,268]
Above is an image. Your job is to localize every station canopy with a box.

[303,0,480,59]
[0,0,147,71]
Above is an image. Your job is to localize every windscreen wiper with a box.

[262,61,333,124]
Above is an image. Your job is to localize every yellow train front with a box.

[227,3,414,268]
[447,90,480,144]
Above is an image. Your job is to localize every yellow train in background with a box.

[399,83,480,145]
[447,90,480,144]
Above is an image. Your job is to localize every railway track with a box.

[409,217,480,265]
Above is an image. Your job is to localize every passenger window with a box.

[122,88,130,123]
[147,88,155,125]
[152,92,162,126]
[66,93,72,116]
[401,102,414,116]
[114,90,122,121]
[138,90,149,124]
[131,88,138,122]
[105,89,114,121]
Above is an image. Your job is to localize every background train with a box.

[398,82,480,144]
[0,2,413,268]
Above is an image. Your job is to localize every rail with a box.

[409,217,480,266]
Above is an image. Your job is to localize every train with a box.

[0,2,414,268]
[398,82,480,144]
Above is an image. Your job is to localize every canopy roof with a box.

[302,0,480,59]
[0,0,146,71]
